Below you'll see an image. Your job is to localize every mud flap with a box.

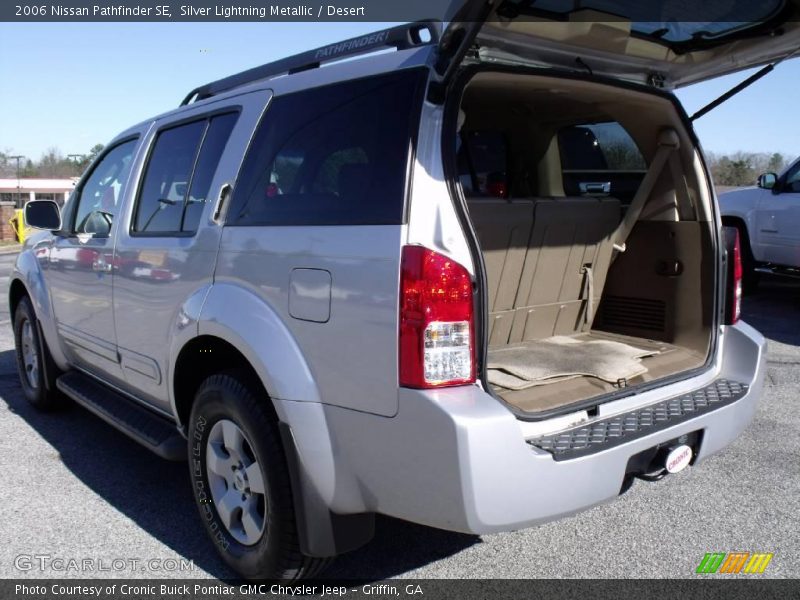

[278,422,374,557]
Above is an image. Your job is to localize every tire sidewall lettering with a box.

[190,411,230,552]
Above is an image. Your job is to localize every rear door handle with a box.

[212,182,233,224]
[579,181,611,195]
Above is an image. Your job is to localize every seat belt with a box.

[668,152,696,221]
[613,128,680,254]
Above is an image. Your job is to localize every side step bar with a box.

[528,379,748,461]
[56,371,186,461]
[755,265,800,280]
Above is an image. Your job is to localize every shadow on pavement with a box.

[0,349,477,581]
[741,275,800,347]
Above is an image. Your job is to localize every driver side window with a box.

[785,162,800,193]
[73,139,138,236]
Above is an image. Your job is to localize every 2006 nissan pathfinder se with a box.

[14,1,794,579]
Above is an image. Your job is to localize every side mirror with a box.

[24,200,62,231]
[757,172,778,190]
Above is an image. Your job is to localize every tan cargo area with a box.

[456,72,715,415]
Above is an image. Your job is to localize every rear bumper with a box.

[276,321,764,537]
[301,321,765,535]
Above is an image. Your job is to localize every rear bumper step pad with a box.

[56,371,185,461]
[528,379,748,461]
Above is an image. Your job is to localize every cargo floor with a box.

[488,331,707,415]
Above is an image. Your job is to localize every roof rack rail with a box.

[180,21,441,106]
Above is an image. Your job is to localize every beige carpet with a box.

[487,336,658,390]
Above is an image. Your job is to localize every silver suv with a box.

[14,8,794,580]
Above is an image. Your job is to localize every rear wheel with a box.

[188,372,331,580]
[13,296,62,410]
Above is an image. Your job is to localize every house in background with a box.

[0,177,77,208]
[0,178,77,242]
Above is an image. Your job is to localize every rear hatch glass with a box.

[439,0,800,88]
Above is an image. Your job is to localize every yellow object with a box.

[9,208,30,244]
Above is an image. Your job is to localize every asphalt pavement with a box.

[0,252,797,580]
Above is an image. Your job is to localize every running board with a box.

[56,371,186,461]
[755,265,800,279]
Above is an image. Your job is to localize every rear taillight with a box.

[723,226,743,325]
[399,246,475,388]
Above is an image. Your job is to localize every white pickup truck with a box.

[720,156,800,290]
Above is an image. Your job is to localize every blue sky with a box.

[1,23,798,162]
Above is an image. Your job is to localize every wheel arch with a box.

[8,250,69,370]
[721,215,755,256]
[189,282,322,408]
[173,332,373,558]
[8,277,28,318]
[172,334,277,430]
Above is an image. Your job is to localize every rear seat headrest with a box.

[658,128,680,149]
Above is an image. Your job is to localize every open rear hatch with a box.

[435,1,792,418]
[437,0,800,89]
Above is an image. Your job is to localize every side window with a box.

[183,113,238,232]
[134,120,205,234]
[559,122,646,172]
[229,69,425,226]
[73,139,138,236]
[134,112,237,234]
[784,161,800,193]
[458,131,508,198]
[311,147,368,195]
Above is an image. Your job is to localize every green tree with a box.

[602,140,646,170]
[76,143,105,174]
[767,152,785,173]
[20,158,37,178]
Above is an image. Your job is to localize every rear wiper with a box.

[691,46,799,121]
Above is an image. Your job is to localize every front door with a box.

[47,137,140,382]
[755,161,800,266]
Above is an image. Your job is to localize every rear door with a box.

[437,0,800,89]
[111,91,270,412]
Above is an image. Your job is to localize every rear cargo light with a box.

[399,246,475,388]
[724,227,743,325]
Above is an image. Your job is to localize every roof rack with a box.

[180,21,441,106]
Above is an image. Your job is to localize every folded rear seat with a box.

[509,197,621,342]
[466,198,534,346]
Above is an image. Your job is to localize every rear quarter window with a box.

[228,69,426,226]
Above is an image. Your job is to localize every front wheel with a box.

[13,296,62,410]
[188,372,331,580]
